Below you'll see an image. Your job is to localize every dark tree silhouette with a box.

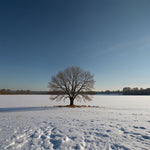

[48,66,95,106]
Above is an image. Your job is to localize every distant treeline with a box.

[95,90,122,95]
[122,87,150,95]
[0,89,96,95]
[0,89,121,95]
[0,89,49,95]
[96,88,150,95]
[1,88,150,95]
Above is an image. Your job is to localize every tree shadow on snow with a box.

[0,106,56,113]
[0,105,103,113]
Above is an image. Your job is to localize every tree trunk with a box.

[70,97,74,106]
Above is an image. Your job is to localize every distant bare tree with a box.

[48,66,95,106]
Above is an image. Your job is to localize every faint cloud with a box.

[95,35,150,56]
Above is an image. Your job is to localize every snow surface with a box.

[0,95,150,150]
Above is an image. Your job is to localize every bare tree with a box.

[48,66,95,106]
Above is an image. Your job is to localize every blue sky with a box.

[0,0,150,91]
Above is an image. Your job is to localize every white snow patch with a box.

[0,95,150,149]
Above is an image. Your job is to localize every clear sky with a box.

[0,0,150,91]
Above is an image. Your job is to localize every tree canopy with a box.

[48,66,95,106]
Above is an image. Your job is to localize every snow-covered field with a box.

[0,95,150,150]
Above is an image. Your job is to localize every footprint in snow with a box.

[133,126,146,130]
[133,126,139,129]
[106,130,111,133]
[120,127,125,132]
[139,127,146,130]
[142,135,150,140]
[50,127,70,149]
[42,121,47,124]
[94,132,109,137]
[110,144,130,150]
